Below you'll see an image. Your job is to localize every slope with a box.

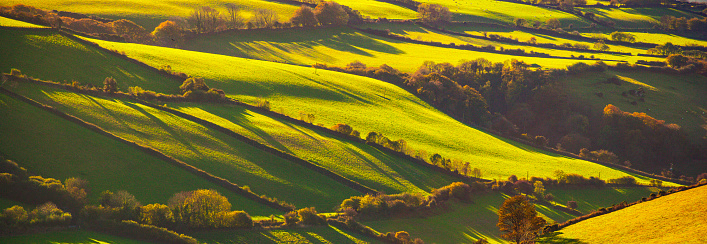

[0,230,150,244]
[0,92,278,216]
[552,185,707,243]
[577,7,700,29]
[86,36,657,185]
[189,225,381,243]
[419,0,591,26]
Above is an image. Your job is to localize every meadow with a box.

[576,7,699,29]
[0,230,149,244]
[581,30,707,47]
[189,225,380,243]
[418,0,591,26]
[0,92,278,216]
[9,83,361,211]
[0,16,45,28]
[88,36,660,185]
[552,185,707,243]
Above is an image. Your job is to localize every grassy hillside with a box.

[565,70,707,142]
[551,185,707,243]
[9,83,361,211]
[581,31,707,47]
[577,7,700,29]
[419,0,591,26]
[0,16,45,28]
[365,187,659,244]
[0,230,150,244]
[328,0,418,20]
[0,28,178,93]
[88,36,660,185]
[0,92,278,216]
[190,225,381,243]
[168,102,458,195]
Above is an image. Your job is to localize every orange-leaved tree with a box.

[497,195,546,244]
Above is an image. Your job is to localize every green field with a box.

[0,92,278,216]
[328,0,417,20]
[366,187,663,244]
[190,225,381,244]
[87,35,662,185]
[168,102,458,195]
[0,16,45,28]
[419,0,591,26]
[0,229,150,244]
[8,83,360,211]
[550,185,707,243]
[577,7,699,29]
[581,30,707,47]
[0,28,178,93]
[565,70,707,143]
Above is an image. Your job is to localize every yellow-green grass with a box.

[88,36,662,186]
[445,24,655,55]
[0,92,278,216]
[366,187,663,244]
[361,22,664,63]
[552,185,707,244]
[0,28,179,94]
[0,16,45,28]
[544,187,661,214]
[189,225,381,244]
[9,83,361,211]
[168,102,458,195]
[1,0,300,31]
[581,30,707,47]
[0,229,150,244]
[576,7,700,29]
[419,0,591,27]
[327,0,418,20]
[178,26,602,71]
[565,70,707,143]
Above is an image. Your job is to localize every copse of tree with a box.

[314,1,349,26]
[103,77,118,93]
[593,40,610,51]
[290,5,319,27]
[666,54,689,68]
[497,195,546,244]
[648,42,682,56]
[224,3,244,29]
[0,202,72,232]
[112,19,154,44]
[250,8,279,28]
[610,32,636,43]
[331,123,354,135]
[417,3,451,24]
[187,6,223,33]
[152,20,184,47]
[546,18,561,29]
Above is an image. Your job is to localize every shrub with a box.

[331,123,353,135]
[649,179,662,187]
[567,201,578,210]
[607,176,637,185]
[218,210,253,228]
[256,98,271,110]
[283,211,299,226]
[103,77,118,93]
[10,68,22,77]
[297,207,326,225]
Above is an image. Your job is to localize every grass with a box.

[366,187,664,244]
[0,229,150,244]
[179,26,603,72]
[0,28,179,94]
[168,102,459,195]
[419,0,591,27]
[9,83,361,211]
[1,0,300,30]
[581,30,707,47]
[328,0,418,20]
[544,187,661,215]
[189,225,381,244]
[0,16,45,28]
[87,35,664,186]
[0,92,278,216]
[576,7,699,29]
[550,185,707,244]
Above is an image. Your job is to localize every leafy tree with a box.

[103,77,118,93]
[139,203,173,227]
[610,32,636,43]
[666,54,689,68]
[296,207,326,225]
[471,168,482,178]
[170,189,231,228]
[417,3,451,24]
[593,40,610,51]
[314,1,349,26]
[533,181,545,198]
[546,18,561,29]
[331,123,353,135]
[514,18,527,27]
[152,20,183,47]
[180,77,209,94]
[112,19,153,44]
[290,5,318,27]
[497,195,546,244]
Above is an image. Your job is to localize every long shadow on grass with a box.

[84,95,145,137]
[537,232,587,244]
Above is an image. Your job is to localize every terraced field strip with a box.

[577,7,700,29]
[419,0,592,26]
[581,30,707,47]
[88,35,663,185]
[189,225,381,243]
[0,16,46,28]
[0,89,279,216]
[0,230,149,244]
[8,83,362,211]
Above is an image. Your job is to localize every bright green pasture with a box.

[190,225,380,244]
[576,7,699,29]
[0,230,151,244]
[0,92,277,216]
[361,22,662,63]
[581,30,707,47]
[366,187,663,244]
[168,102,457,195]
[328,0,417,20]
[90,38,658,185]
[10,83,360,211]
[565,70,707,143]
[1,0,300,30]
[418,0,591,27]
[544,187,661,214]
[179,26,591,71]
[551,185,707,244]
[0,28,178,93]
[0,16,45,28]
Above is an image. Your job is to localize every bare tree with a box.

[250,9,278,28]
[225,3,244,29]
[188,6,222,33]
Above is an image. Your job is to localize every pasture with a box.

[0,16,45,28]
[0,230,149,244]
[576,7,699,29]
[419,0,591,26]
[189,225,380,243]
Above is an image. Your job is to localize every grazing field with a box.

[0,28,178,93]
[576,7,699,29]
[0,230,149,244]
[565,70,707,143]
[581,31,707,47]
[419,0,591,26]
[366,187,664,244]
[0,16,45,28]
[1,0,300,30]
[89,36,660,185]
[0,92,278,216]
[169,103,458,195]
[544,187,661,214]
[9,83,361,211]
[327,0,417,20]
[551,185,707,244]
[179,26,598,71]
[190,225,381,244]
